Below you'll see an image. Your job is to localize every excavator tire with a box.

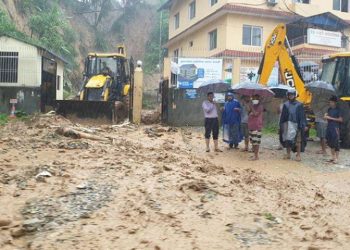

[339,101,350,148]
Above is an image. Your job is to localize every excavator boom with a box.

[258,24,312,104]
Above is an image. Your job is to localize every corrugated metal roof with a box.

[288,12,349,31]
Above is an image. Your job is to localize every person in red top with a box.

[248,94,264,161]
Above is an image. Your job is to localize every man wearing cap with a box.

[222,92,242,149]
[279,89,308,161]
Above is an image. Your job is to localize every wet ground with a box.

[1,116,350,250]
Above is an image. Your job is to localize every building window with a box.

[242,25,262,46]
[0,51,18,83]
[56,75,61,91]
[174,49,179,63]
[210,0,218,6]
[209,29,217,50]
[333,0,349,12]
[295,0,310,3]
[174,13,180,30]
[189,1,196,20]
[189,41,194,47]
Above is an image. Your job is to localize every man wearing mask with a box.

[222,92,242,149]
[279,89,307,161]
[248,95,264,160]
[240,95,251,152]
[202,92,221,152]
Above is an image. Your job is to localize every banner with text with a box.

[177,58,223,88]
[307,28,342,48]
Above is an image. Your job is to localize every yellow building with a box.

[160,0,350,84]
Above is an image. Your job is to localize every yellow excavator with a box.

[257,24,350,147]
[56,45,134,122]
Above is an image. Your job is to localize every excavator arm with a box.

[258,24,312,105]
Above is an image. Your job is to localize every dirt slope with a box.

[1,116,350,249]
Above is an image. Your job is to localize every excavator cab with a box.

[321,54,350,98]
[321,54,350,147]
[56,45,134,123]
[80,54,130,102]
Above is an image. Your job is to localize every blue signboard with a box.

[185,89,198,99]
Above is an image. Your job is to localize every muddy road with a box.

[1,115,350,250]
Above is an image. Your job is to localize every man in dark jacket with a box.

[279,89,308,162]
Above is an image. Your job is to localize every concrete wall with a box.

[0,87,40,114]
[169,0,228,39]
[165,88,281,127]
[169,15,228,58]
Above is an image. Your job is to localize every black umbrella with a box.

[269,84,295,98]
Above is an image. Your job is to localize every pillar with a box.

[132,65,143,124]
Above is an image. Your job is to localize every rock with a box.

[163,165,172,171]
[10,227,26,238]
[128,227,139,234]
[46,221,59,231]
[0,219,11,227]
[35,170,52,178]
[141,110,160,125]
[300,224,313,230]
[23,218,43,232]
[76,183,88,189]
[80,212,91,219]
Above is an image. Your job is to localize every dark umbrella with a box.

[305,80,336,96]
[306,81,336,119]
[198,79,231,93]
[269,84,295,98]
[232,82,275,98]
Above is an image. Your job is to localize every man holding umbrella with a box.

[279,89,308,161]
[222,92,242,149]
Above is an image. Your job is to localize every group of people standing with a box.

[202,90,344,163]
[202,92,263,161]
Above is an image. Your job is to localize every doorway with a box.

[41,57,57,112]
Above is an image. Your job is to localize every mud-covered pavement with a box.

[1,115,350,250]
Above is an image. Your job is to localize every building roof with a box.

[214,49,262,58]
[0,33,68,64]
[165,4,297,48]
[287,12,349,31]
[222,4,296,19]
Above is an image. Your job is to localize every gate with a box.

[161,79,169,123]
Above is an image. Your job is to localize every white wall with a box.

[0,36,41,88]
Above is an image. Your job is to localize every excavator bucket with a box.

[56,100,116,123]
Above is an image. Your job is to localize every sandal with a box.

[326,159,334,163]
[206,149,210,153]
[215,149,223,152]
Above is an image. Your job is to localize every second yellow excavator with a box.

[257,23,350,148]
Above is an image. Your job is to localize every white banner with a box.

[239,66,279,86]
[307,28,342,48]
[177,58,223,88]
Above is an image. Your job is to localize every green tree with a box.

[143,9,169,74]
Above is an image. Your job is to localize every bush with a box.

[0,114,8,126]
